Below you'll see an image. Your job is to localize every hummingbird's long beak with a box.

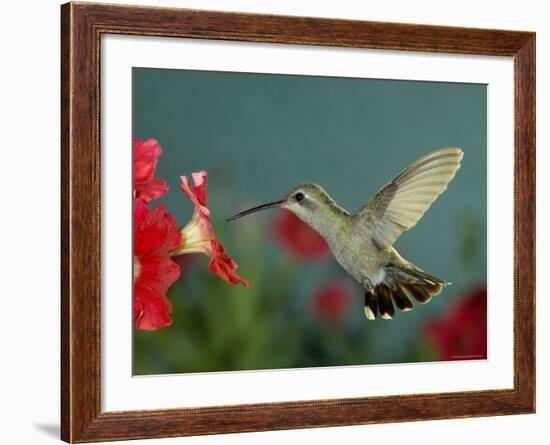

[226,200,285,222]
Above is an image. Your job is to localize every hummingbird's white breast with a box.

[326,226,387,288]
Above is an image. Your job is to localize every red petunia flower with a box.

[172,171,251,288]
[134,138,169,202]
[312,280,353,323]
[424,286,487,360]
[271,209,330,261]
[134,199,182,330]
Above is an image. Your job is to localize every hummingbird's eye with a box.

[294,192,305,202]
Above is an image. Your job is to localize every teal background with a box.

[133,67,487,375]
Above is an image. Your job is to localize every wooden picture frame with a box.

[61,2,535,442]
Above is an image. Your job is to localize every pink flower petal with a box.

[209,240,251,288]
[134,138,169,202]
[133,199,181,331]
[177,172,251,287]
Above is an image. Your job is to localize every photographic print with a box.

[62,4,535,441]
[132,68,487,375]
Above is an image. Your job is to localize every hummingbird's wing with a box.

[355,147,463,249]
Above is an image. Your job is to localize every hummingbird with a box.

[228,147,463,320]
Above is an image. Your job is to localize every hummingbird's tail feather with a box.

[363,265,449,320]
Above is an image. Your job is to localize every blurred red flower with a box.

[271,209,330,260]
[424,286,487,360]
[312,280,353,323]
[172,171,251,288]
[133,199,181,330]
[133,138,169,202]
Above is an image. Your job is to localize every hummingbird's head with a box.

[280,183,333,225]
[226,182,333,227]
